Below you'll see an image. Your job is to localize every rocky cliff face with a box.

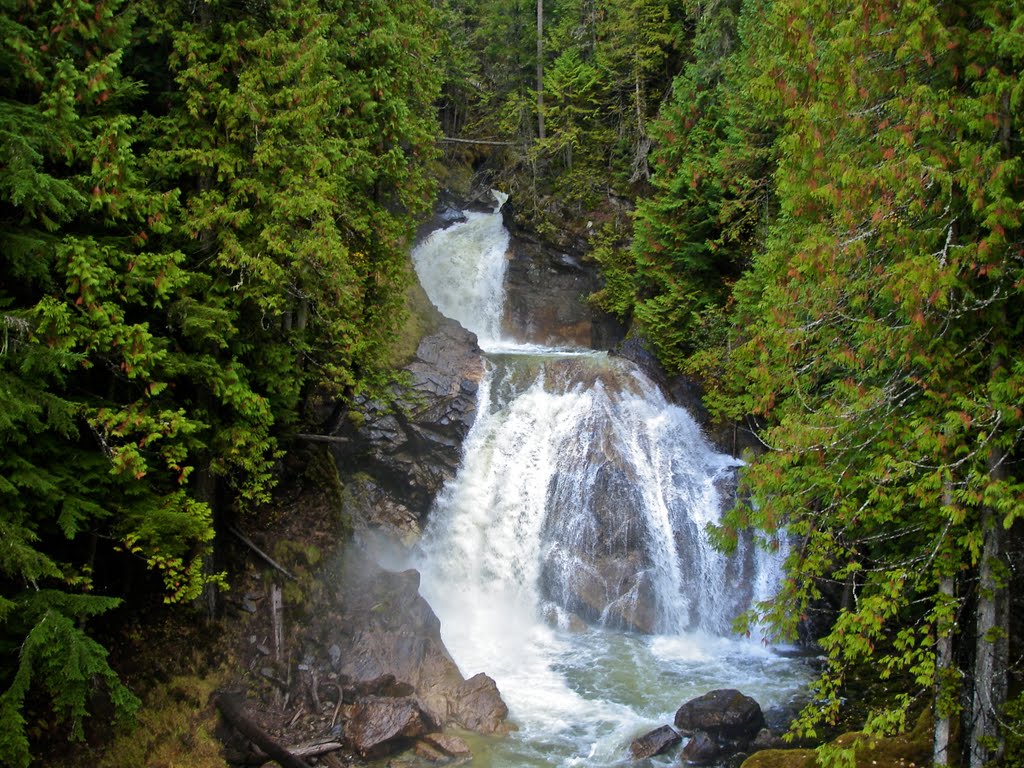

[321,552,510,737]
[501,200,625,350]
[332,317,483,544]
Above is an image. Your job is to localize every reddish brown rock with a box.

[343,695,434,757]
[423,732,473,758]
[453,673,511,734]
[629,724,682,759]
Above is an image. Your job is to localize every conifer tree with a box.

[0,0,444,762]
[0,2,210,763]
[706,1,1024,762]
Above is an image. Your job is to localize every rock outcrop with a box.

[334,317,483,541]
[322,552,510,736]
[502,227,625,350]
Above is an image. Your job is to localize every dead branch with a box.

[295,433,350,445]
[440,136,516,146]
[228,526,297,581]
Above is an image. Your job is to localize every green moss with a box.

[95,674,227,768]
[270,540,326,609]
[388,267,444,368]
[742,709,932,768]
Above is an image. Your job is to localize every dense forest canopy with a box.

[0,0,442,764]
[2,0,1023,766]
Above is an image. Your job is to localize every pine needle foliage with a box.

[0,0,443,763]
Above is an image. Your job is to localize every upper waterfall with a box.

[412,191,511,350]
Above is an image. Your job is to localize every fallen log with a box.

[216,693,312,768]
[295,433,350,445]
[244,737,347,766]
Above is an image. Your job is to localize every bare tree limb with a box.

[228,526,297,581]
[295,433,350,445]
[440,136,516,146]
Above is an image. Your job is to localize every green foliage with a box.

[1,0,443,761]
[588,221,636,320]
[440,0,689,223]
[625,0,778,377]
[609,0,1024,754]
[701,0,1022,751]
[533,47,613,208]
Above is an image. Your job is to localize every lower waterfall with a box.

[404,197,810,766]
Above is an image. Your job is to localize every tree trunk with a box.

[536,0,544,141]
[933,573,955,767]
[970,354,1009,767]
[933,476,956,767]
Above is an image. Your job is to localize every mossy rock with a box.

[388,268,445,368]
[741,748,818,768]
[742,709,931,768]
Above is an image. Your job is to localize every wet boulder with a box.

[681,730,720,765]
[452,672,511,734]
[674,689,765,744]
[629,724,682,759]
[343,695,434,757]
[421,732,473,759]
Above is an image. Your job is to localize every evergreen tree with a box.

[706,1,1024,762]
[0,0,444,762]
[0,2,206,763]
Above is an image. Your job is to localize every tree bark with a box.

[970,352,1010,767]
[933,573,955,767]
[536,0,545,141]
[933,479,956,767]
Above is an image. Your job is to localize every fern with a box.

[0,593,139,768]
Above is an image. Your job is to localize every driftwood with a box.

[216,693,313,768]
[285,736,345,759]
[237,737,347,766]
[270,583,284,662]
[228,526,297,581]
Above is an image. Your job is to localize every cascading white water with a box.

[408,198,809,766]
[411,191,511,349]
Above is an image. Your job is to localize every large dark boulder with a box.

[629,725,682,759]
[343,695,434,757]
[322,552,510,734]
[674,689,765,743]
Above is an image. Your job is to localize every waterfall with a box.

[408,197,808,767]
[411,191,510,350]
